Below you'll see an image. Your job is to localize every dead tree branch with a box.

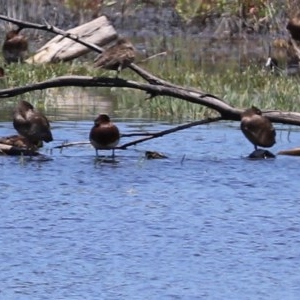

[53,141,91,149]
[0,76,299,125]
[117,117,223,149]
[53,117,223,150]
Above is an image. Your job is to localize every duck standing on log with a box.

[13,100,53,150]
[2,27,28,64]
[94,37,135,78]
[89,114,120,158]
[240,106,276,156]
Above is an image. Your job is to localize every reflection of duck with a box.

[2,27,28,63]
[89,114,120,157]
[240,106,276,151]
[13,100,53,147]
[94,37,135,77]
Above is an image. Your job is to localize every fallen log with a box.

[278,147,300,156]
[25,16,117,63]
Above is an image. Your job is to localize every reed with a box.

[1,36,300,121]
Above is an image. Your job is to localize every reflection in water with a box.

[45,87,119,121]
[0,87,119,122]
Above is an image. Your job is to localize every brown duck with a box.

[13,100,53,147]
[89,114,120,157]
[94,37,135,77]
[240,106,276,150]
[2,27,28,64]
[287,13,300,41]
[0,134,37,149]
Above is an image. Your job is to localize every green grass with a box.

[1,38,300,121]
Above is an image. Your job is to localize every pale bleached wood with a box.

[26,16,117,63]
[278,147,300,156]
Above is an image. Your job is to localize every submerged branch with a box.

[53,117,223,151]
[121,132,154,137]
[53,141,91,149]
[118,117,224,149]
[53,132,155,150]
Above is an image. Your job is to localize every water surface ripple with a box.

[0,120,299,299]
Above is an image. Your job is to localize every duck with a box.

[240,106,276,151]
[265,57,280,74]
[287,14,300,41]
[13,100,53,149]
[265,56,300,76]
[89,114,120,157]
[2,27,28,64]
[94,37,135,78]
[0,134,43,156]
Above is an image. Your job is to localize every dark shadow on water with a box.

[245,149,276,160]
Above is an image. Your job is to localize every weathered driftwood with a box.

[25,16,117,63]
[278,148,300,156]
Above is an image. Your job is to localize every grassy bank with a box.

[1,35,299,121]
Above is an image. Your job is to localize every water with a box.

[0,119,300,299]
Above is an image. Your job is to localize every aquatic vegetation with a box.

[1,33,300,121]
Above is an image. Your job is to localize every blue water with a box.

[0,119,300,299]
